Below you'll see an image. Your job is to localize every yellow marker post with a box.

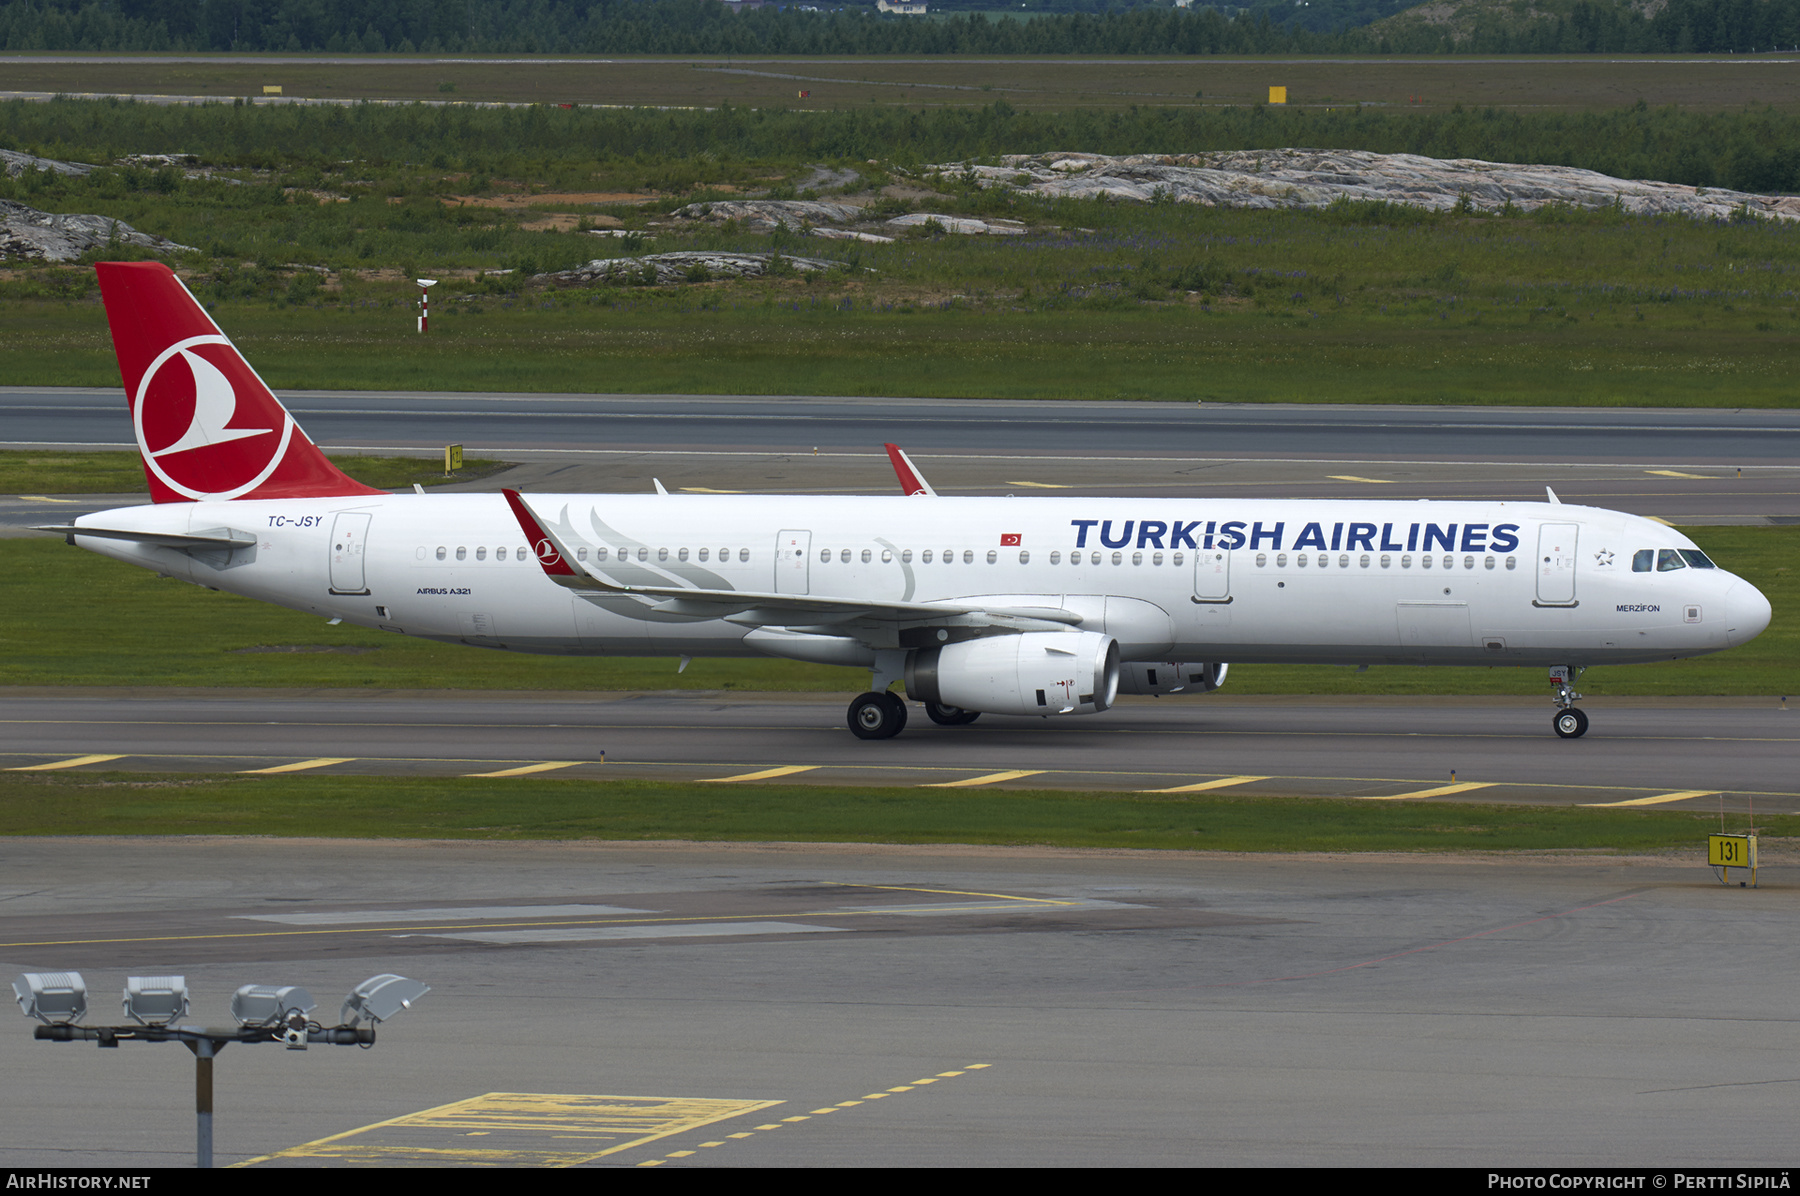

[262,85,282,95]
[445,443,463,476]
[1709,834,1757,887]
[1268,86,1287,105]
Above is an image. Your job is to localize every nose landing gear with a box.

[1550,665,1588,738]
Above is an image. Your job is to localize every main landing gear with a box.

[1550,665,1589,739]
[848,691,908,740]
[925,701,981,727]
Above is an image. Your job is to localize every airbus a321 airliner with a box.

[44,262,1772,741]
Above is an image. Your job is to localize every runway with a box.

[1,837,1794,1167]
[3,691,1795,812]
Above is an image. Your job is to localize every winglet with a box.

[1546,486,1561,505]
[884,443,936,497]
[502,489,581,579]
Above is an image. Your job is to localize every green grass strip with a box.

[0,770,1786,853]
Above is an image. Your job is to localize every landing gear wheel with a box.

[925,701,981,727]
[848,691,907,740]
[1553,708,1589,739]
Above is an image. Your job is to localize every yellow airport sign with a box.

[1269,86,1287,104]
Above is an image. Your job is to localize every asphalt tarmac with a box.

[1,838,1793,1168]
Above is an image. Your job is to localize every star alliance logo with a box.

[1593,550,1615,567]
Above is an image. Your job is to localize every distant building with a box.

[877,0,929,13]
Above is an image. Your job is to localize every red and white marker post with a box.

[416,278,437,332]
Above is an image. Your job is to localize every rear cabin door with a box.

[1536,522,1579,605]
[1193,548,1231,602]
[775,530,811,595]
[328,511,372,595]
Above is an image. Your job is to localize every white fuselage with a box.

[71,492,1771,671]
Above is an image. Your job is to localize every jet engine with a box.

[905,631,1120,717]
[1117,662,1230,696]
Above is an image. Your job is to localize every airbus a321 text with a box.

[45,263,1773,741]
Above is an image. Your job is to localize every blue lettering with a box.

[1490,523,1520,552]
[1406,523,1420,552]
[1380,523,1405,552]
[1100,520,1134,549]
[1330,522,1344,551]
[1219,521,1247,550]
[1293,522,1328,551]
[1071,519,1099,548]
[1423,523,1457,552]
[1170,520,1201,550]
[1460,524,1489,552]
[1138,520,1168,550]
[1249,521,1284,551]
[1348,522,1377,552]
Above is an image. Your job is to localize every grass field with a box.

[0,526,1789,694]
[0,768,1786,849]
[9,54,1800,113]
[0,451,504,495]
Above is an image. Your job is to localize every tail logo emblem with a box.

[535,538,561,566]
[134,336,295,500]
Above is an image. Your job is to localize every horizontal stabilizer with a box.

[37,524,258,550]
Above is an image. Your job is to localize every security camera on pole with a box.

[417,278,437,333]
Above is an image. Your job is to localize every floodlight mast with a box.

[16,973,426,1168]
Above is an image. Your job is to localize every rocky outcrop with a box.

[935,149,1800,221]
[887,212,1027,235]
[541,251,850,286]
[0,148,95,178]
[675,199,864,231]
[0,198,196,262]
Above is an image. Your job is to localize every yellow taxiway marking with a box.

[19,494,83,503]
[923,769,1045,788]
[679,487,743,494]
[236,1092,783,1169]
[238,757,355,775]
[1365,781,1496,801]
[1646,515,1676,526]
[1582,789,1716,808]
[1004,479,1070,488]
[700,764,819,783]
[1327,475,1394,483]
[464,761,583,777]
[1646,470,1709,479]
[1141,775,1269,794]
[5,754,124,771]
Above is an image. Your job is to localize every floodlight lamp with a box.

[122,976,189,1027]
[231,985,316,1028]
[13,972,87,1025]
[341,974,429,1027]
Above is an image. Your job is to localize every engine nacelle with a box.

[1117,662,1230,696]
[905,631,1120,717]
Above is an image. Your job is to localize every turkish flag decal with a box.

[1000,533,1022,546]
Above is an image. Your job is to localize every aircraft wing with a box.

[503,489,1079,628]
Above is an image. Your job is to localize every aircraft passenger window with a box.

[476,546,487,561]
[456,546,467,561]
[1338,554,1349,568]
[578,547,588,561]
[963,550,974,564]
[1401,555,1412,568]
[1679,550,1716,569]
[1050,551,1060,564]
[987,550,998,564]
[1131,552,1142,566]
[1318,553,1329,568]
[1275,554,1287,568]
[678,548,689,562]
[496,547,507,561]
[596,547,609,561]
[435,547,446,561]
[739,548,750,562]
[698,548,709,561]
[1359,554,1370,568]
[1111,551,1123,566]
[820,549,831,563]
[1657,549,1687,572]
[863,549,873,564]
[1463,555,1474,569]
[1443,555,1454,569]
[922,550,933,563]
[637,548,649,562]
[1505,557,1516,570]
[1152,552,1163,566]
[1019,550,1029,564]
[720,547,729,561]
[881,549,892,563]
[841,549,852,563]
[658,548,669,563]
[1090,551,1101,565]
[1296,554,1307,568]
[1256,554,1267,568]
[1421,554,1432,569]
[1484,556,1495,570]
[1172,552,1184,567]
[1633,550,1652,572]
[1380,555,1391,569]
[901,549,912,563]
[519,547,527,560]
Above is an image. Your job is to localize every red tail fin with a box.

[95,262,384,503]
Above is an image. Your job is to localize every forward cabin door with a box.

[1536,522,1579,606]
[1193,547,1231,602]
[328,511,372,595]
[775,530,811,595]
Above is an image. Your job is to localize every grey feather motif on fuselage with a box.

[540,503,742,626]
[875,536,915,603]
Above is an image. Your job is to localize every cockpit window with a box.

[1678,549,1716,569]
[1656,549,1687,572]
[1632,550,1653,573]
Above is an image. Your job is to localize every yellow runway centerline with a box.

[239,757,355,775]
[924,770,1046,788]
[5,754,125,771]
[700,765,819,783]
[1141,775,1269,794]
[1328,475,1394,483]
[1365,781,1496,801]
[1582,790,1716,808]
[465,761,583,777]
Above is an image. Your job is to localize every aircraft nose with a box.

[1723,578,1773,648]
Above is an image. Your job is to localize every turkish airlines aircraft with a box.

[47,263,1772,741]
